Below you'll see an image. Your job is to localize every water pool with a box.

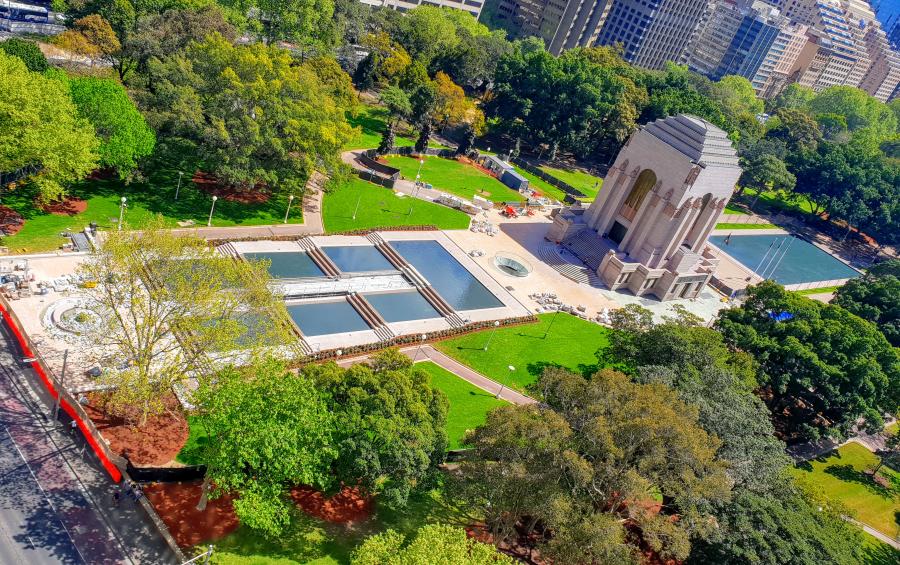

[392,240,504,311]
[244,252,324,279]
[287,300,371,336]
[365,290,440,322]
[322,245,394,273]
[709,234,859,285]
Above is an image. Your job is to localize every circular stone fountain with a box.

[493,252,533,278]
[42,297,107,342]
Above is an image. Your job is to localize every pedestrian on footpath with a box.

[112,487,121,507]
[69,419,77,434]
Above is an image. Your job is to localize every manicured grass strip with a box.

[513,166,569,202]
[175,415,207,466]
[723,203,749,215]
[537,164,603,200]
[1,144,301,253]
[715,222,781,230]
[322,176,470,233]
[793,285,842,296]
[381,154,526,203]
[859,531,900,565]
[416,361,506,449]
[792,442,900,538]
[344,105,447,151]
[740,187,821,217]
[436,313,610,393]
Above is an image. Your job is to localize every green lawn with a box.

[416,361,506,450]
[739,187,821,217]
[715,222,780,230]
[793,285,842,296]
[793,442,900,538]
[723,202,749,215]
[175,415,207,466]
[345,106,446,151]
[381,155,526,203]
[537,164,603,200]
[210,474,468,565]
[436,313,610,393]
[322,176,470,233]
[512,166,569,202]
[0,142,301,253]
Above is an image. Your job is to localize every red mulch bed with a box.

[83,393,189,466]
[146,481,374,548]
[192,171,271,204]
[288,485,373,524]
[0,206,25,235]
[39,197,88,216]
[145,481,239,548]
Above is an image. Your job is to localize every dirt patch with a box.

[289,485,373,524]
[193,171,271,204]
[84,393,189,466]
[145,481,239,548]
[39,197,88,216]
[0,206,25,236]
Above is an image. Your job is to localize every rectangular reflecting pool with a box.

[365,290,441,322]
[287,300,371,336]
[244,251,324,279]
[392,240,504,311]
[322,245,394,273]
[709,234,859,285]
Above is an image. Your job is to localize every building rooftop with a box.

[643,114,740,169]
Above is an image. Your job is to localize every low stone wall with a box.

[510,158,587,202]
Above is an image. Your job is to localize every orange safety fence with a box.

[0,300,123,482]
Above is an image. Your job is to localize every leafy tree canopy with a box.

[193,357,337,537]
[716,281,900,442]
[0,38,48,72]
[141,34,355,193]
[459,367,730,562]
[833,259,900,346]
[0,52,98,202]
[304,349,448,506]
[351,524,513,565]
[67,77,155,177]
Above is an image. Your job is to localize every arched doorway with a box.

[610,169,656,244]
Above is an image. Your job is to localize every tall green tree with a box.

[220,0,334,44]
[0,38,48,72]
[0,52,98,202]
[351,525,513,565]
[833,259,900,346]
[305,349,448,506]
[142,34,355,194]
[807,86,897,142]
[68,77,155,177]
[192,357,337,536]
[716,281,900,441]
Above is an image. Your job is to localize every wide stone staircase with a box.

[562,230,609,272]
[538,243,602,286]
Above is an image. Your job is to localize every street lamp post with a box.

[352,193,362,220]
[118,197,127,230]
[207,195,218,226]
[284,194,295,223]
[414,333,428,361]
[543,309,560,339]
[497,365,513,398]
[483,320,501,351]
[175,171,184,200]
[416,158,425,180]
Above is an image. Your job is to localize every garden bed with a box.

[144,481,239,547]
[83,393,189,466]
[39,197,89,216]
[0,206,25,236]
[192,172,271,204]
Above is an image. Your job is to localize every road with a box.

[0,332,130,564]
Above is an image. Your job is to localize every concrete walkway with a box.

[168,171,326,240]
[845,517,900,550]
[338,344,535,406]
[788,418,897,462]
[341,150,459,204]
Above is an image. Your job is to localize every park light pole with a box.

[414,333,427,361]
[284,194,295,223]
[118,196,127,230]
[416,158,425,180]
[543,309,560,339]
[352,193,362,221]
[497,365,513,398]
[53,349,68,421]
[207,195,218,226]
[483,320,501,351]
[175,171,184,200]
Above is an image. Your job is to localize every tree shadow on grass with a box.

[526,360,599,381]
[858,535,900,565]
[824,464,898,498]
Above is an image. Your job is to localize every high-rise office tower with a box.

[859,24,900,101]
[594,0,710,70]
[360,0,484,18]
[496,0,614,55]
[685,0,747,76]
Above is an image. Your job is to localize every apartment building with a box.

[859,24,900,101]
[685,0,747,76]
[593,0,710,70]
